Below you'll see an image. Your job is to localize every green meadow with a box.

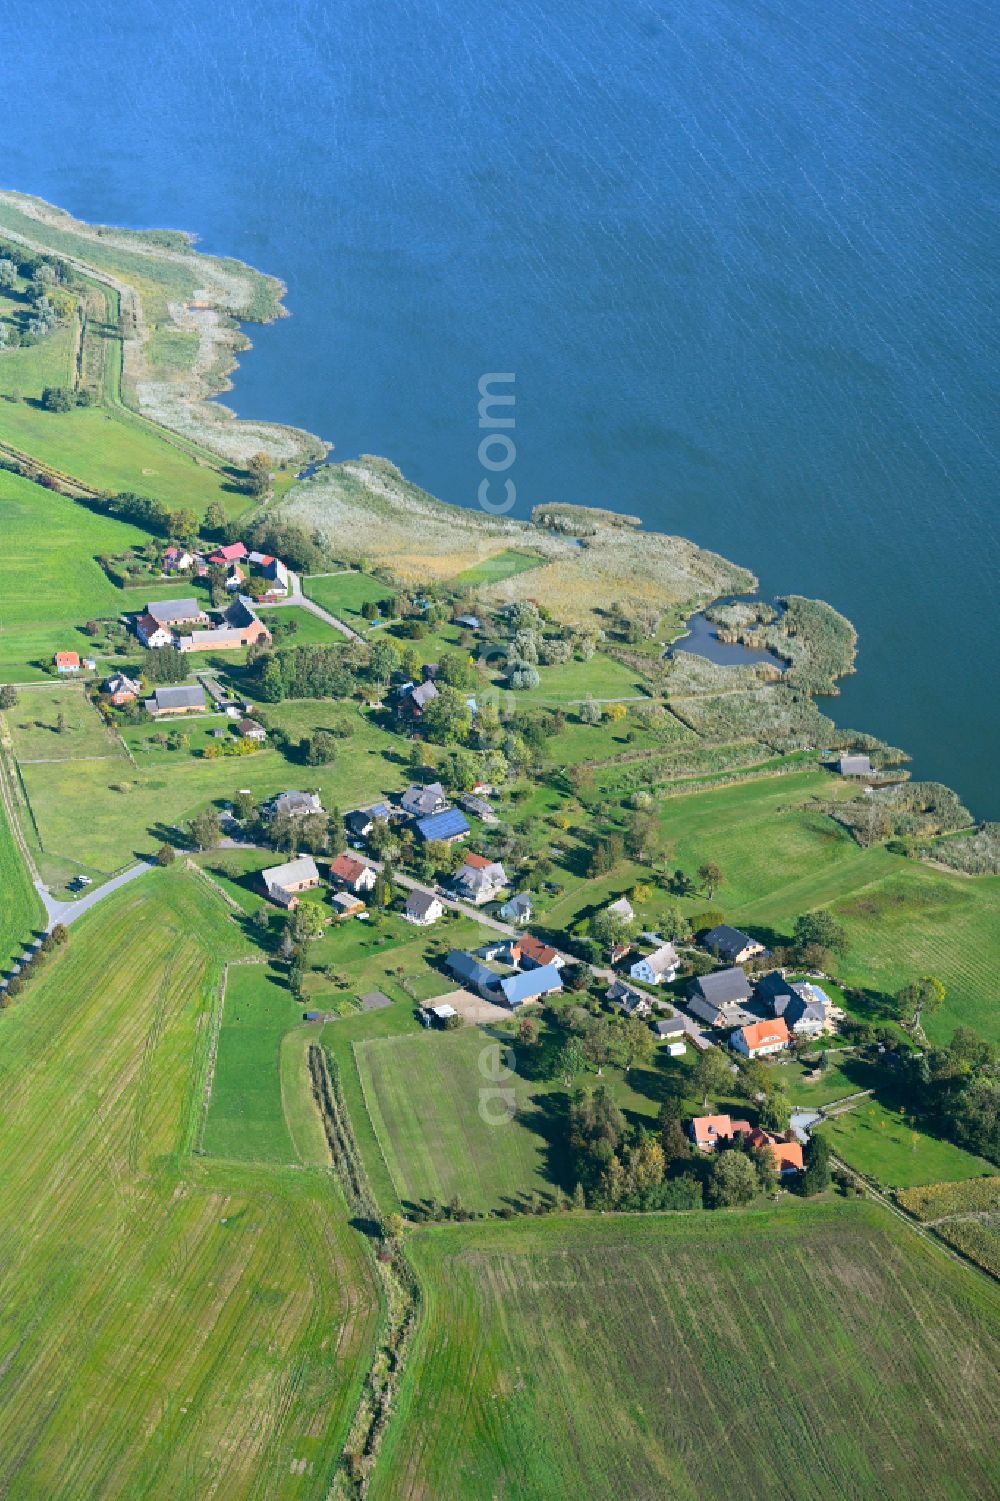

[377,1204,1000,1501]
[303,570,394,620]
[0,866,376,1499]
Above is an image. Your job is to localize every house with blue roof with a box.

[416,808,471,844]
[499,964,563,1009]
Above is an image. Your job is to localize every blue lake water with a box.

[3,0,997,812]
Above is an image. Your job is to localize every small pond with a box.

[668,597,788,671]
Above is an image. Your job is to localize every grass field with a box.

[451,549,544,587]
[202,960,307,1165]
[653,772,1000,1042]
[10,699,401,884]
[0,794,43,972]
[0,866,377,1499]
[303,571,394,621]
[355,1027,560,1213]
[374,1203,1000,1501]
[268,604,347,645]
[0,468,158,680]
[819,1097,996,1188]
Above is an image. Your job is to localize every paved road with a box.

[258,570,364,643]
[34,860,154,931]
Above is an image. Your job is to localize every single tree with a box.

[694,1046,733,1109]
[698,861,723,900]
[0,684,19,710]
[706,1150,757,1209]
[189,809,220,851]
[155,844,176,867]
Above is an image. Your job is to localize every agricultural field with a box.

[819,1096,996,1188]
[896,1177,1000,1221]
[303,570,395,622]
[0,794,43,973]
[375,1203,1000,1501]
[0,866,377,1500]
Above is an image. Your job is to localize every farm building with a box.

[415,808,470,844]
[687,966,754,1026]
[261,854,321,908]
[333,892,366,918]
[207,542,248,565]
[444,950,498,995]
[144,684,206,717]
[498,964,563,1009]
[701,925,767,965]
[145,598,210,629]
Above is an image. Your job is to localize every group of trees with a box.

[0,923,69,1004]
[890,1027,1000,1166]
[0,253,75,349]
[256,644,358,702]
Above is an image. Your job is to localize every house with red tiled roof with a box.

[731,1018,791,1059]
[689,1114,753,1152]
[329,852,378,895]
[747,1128,804,1175]
[518,932,564,970]
[53,651,80,673]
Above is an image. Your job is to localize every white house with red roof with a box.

[329,852,378,895]
[731,1017,791,1059]
[689,1114,753,1151]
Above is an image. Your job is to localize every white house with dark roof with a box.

[453,855,508,905]
[630,943,679,986]
[400,781,448,818]
[403,888,444,926]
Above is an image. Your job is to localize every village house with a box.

[267,789,324,820]
[104,672,141,705]
[686,965,754,1026]
[400,781,448,819]
[837,752,873,778]
[134,612,175,649]
[605,895,635,924]
[403,888,444,926]
[754,972,830,1036]
[500,891,534,925]
[654,1015,687,1043]
[54,651,80,674]
[630,942,680,986]
[747,1127,804,1175]
[162,546,195,574]
[396,679,439,722]
[261,853,321,909]
[415,807,470,844]
[248,552,290,599]
[237,718,266,742]
[701,924,767,966]
[731,1017,792,1059]
[224,563,246,591]
[345,802,392,840]
[452,854,508,905]
[144,684,206,717]
[605,979,651,1018]
[689,1114,753,1151]
[329,852,378,896]
[517,932,564,970]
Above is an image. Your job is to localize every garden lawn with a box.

[267,604,347,645]
[372,1202,1000,1501]
[303,571,394,621]
[818,1097,996,1188]
[0,865,376,1499]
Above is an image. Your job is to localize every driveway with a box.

[257,570,363,643]
[35,860,154,930]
